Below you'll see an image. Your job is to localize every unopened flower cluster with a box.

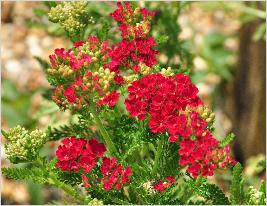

[48,1,93,34]
[125,73,236,178]
[56,137,132,191]
[4,126,47,163]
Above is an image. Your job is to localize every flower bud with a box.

[3,126,47,164]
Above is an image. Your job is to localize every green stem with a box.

[35,158,85,204]
[89,103,118,156]
[49,174,85,203]
[152,135,164,176]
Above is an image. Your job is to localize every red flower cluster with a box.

[107,2,159,75]
[49,3,160,111]
[153,176,176,193]
[56,137,133,191]
[101,157,133,190]
[125,73,202,133]
[56,137,106,172]
[49,35,122,109]
[125,73,236,178]
[49,48,93,72]
[106,38,159,73]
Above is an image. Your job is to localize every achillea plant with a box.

[2,2,266,205]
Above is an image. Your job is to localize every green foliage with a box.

[97,21,110,42]
[219,133,235,147]
[230,162,245,204]
[1,79,36,128]
[197,183,230,205]
[188,177,230,205]
[2,167,48,184]
[43,1,57,8]
[147,2,193,69]
[46,116,95,141]
[201,32,234,81]
[53,170,82,186]
[27,181,45,204]
[155,35,169,45]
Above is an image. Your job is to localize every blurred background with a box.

[1,1,266,204]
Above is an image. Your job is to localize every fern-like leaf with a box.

[197,183,230,205]
[2,167,48,184]
[47,120,94,141]
[230,162,244,204]
[219,133,235,147]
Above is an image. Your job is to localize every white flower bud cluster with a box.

[47,64,73,77]
[142,181,156,194]
[93,67,115,91]
[160,67,174,77]
[247,186,265,205]
[124,74,139,85]
[4,126,47,163]
[139,63,152,75]
[88,198,103,205]
[48,1,90,34]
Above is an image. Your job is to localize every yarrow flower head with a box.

[110,2,155,39]
[125,73,202,132]
[56,137,133,191]
[125,73,236,178]
[106,2,159,77]
[3,126,47,163]
[56,137,106,172]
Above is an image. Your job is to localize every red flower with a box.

[114,75,125,85]
[110,2,154,39]
[125,73,202,134]
[97,91,120,107]
[166,176,175,184]
[74,40,85,48]
[88,36,99,50]
[124,72,236,178]
[56,137,106,173]
[153,181,167,193]
[100,157,132,191]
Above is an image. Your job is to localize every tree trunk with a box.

[228,17,266,163]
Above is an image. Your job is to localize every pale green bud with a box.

[88,198,103,205]
[3,126,47,164]
[48,1,89,35]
